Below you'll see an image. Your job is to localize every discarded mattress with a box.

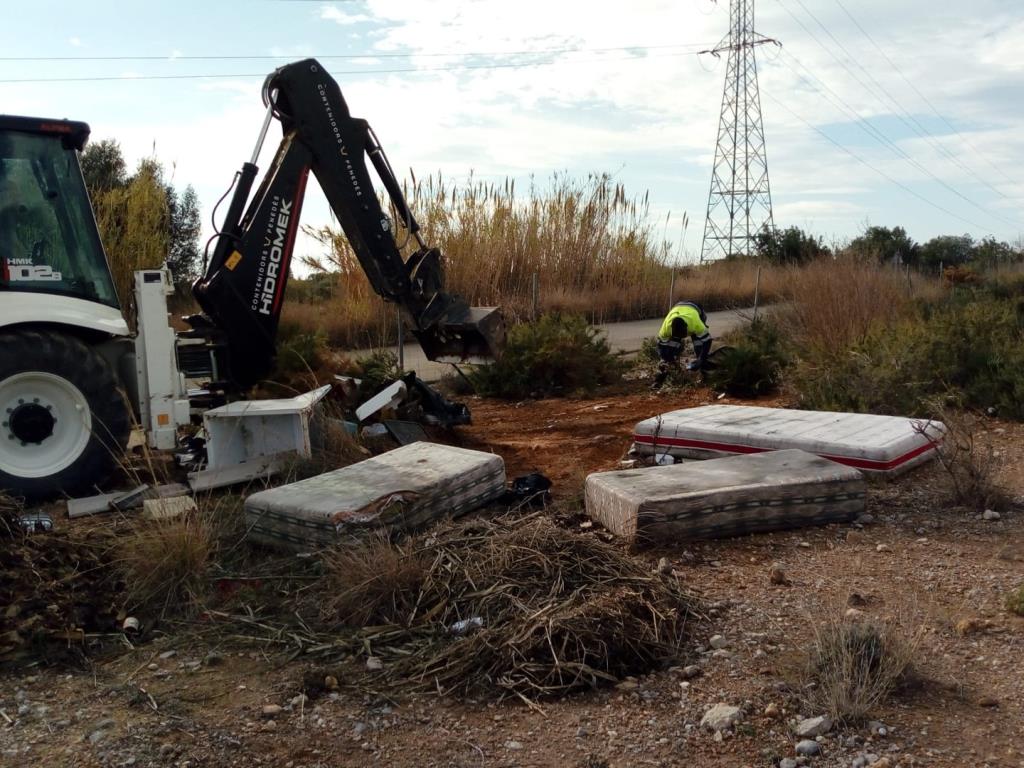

[244,442,506,551]
[585,449,866,546]
[632,405,944,476]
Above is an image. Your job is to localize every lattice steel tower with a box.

[700,0,778,262]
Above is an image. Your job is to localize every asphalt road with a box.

[355,306,756,382]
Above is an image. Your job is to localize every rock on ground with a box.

[700,703,742,731]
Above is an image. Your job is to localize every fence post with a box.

[531,271,540,321]
[752,265,762,322]
[396,306,405,371]
[668,269,676,311]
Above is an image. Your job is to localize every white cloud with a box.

[68,36,82,47]
[320,4,373,25]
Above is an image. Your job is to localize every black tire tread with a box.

[0,330,130,500]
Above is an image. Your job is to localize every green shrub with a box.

[470,313,622,398]
[790,294,1024,419]
[1006,585,1024,617]
[705,319,787,397]
[275,328,328,375]
[631,337,697,390]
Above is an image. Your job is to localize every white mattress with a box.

[244,442,506,551]
[633,405,944,476]
[586,449,866,546]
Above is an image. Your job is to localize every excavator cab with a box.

[0,117,119,311]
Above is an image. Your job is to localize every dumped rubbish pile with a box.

[0,510,123,663]
[321,513,700,700]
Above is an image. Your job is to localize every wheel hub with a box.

[8,402,56,444]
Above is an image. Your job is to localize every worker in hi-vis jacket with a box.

[652,301,712,389]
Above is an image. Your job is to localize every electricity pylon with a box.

[700,0,779,262]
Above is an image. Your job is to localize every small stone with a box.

[146,663,159,671]
[875,544,889,553]
[780,759,798,768]
[855,513,875,525]
[656,557,673,575]
[982,509,1000,521]
[262,719,277,731]
[795,715,832,737]
[204,652,225,667]
[360,741,371,751]
[764,702,781,718]
[769,564,789,585]
[159,743,175,758]
[845,608,866,621]
[709,634,728,649]
[955,617,983,635]
[158,650,177,660]
[505,740,524,750]
[324,675,338,690]
[796,739,821,756]
[365,656,383,671]
[615,678,639,691]
[712,648,732,659]
[700,703,742,731]
[261,704,282,718]
[798,541,810,549]
[681,665,703,680]
[872,758,893,768]
[978,696,999,708]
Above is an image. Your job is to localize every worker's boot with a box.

[651,364,670,390]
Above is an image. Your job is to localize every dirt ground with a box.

[1,385,1022,768]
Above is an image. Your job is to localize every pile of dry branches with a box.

[321,514,700,700]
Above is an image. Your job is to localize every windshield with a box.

[0,131,119,307]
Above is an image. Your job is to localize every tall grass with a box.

[294,174,785,349]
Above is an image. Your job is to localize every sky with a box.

[2,0,1022,268]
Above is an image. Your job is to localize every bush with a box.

[275,328,328,375]
[803,613,921,723]
[705,319,786,397]
[470,313,623,398]
[791,293,1024,419]
[913,401,1008,512]
[1006,586,1024,617]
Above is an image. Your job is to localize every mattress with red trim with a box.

[632,405,944,476]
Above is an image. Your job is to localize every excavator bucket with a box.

[414,305,505,365]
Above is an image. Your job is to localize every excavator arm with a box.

[191,59,503,388]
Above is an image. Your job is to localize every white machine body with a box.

[133,269,191,450]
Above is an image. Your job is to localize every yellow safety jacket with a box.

[657,302,709,343]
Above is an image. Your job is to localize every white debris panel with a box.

[585,449,866,546]
[244,442,506,551]
[632,405,944,476]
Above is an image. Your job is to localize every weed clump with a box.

[471,313,623,398]
[803,613,922,723]
[117,512,213,617]
[705,319,786,397]
[1006,585,1024,617]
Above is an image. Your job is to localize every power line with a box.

[0,42,711,63]
[0,49,706,84]
[763,90,992,232]
[786,0,1012,206]
[831,0,1018,191]
[774,0,1019,229]
[773,49,1024,229]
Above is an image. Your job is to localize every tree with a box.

[167,184,202,288]
[847,225,918,265]
[81,142,202,323]
[754,226,829,265]
[919,234,974,270]
[972,237,1017,269]
[80,139,127,195]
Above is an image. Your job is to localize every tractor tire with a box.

[0,330,130,500]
